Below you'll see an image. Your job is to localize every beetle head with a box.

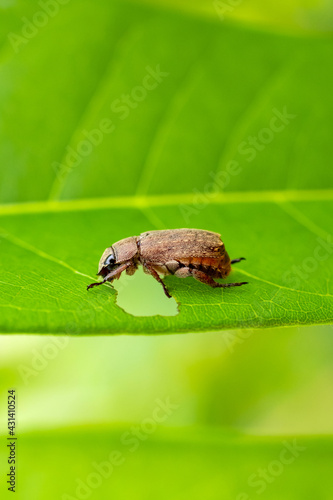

[98,248,116,278]
[97,237,139,279]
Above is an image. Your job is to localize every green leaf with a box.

[0,426,332,499]
[0,0,332,333]
[133,0,333,34]
[0,193,332,334]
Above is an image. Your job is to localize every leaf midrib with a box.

[2,225,330,300]
[0,189,332,303]
[0,188,332,216]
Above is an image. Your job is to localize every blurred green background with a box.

[1,0,333,498]
[0,326,333,499]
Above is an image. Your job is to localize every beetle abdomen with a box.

[178,256,219,269]
[179,255,231,277]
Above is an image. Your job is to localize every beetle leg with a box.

[125,262,137,276]
[87,263,130,290]
[144,264,172,298]
[174,267,192,278]
[191,269,248,289]
[231,257,246,264]
[165,260,181,274]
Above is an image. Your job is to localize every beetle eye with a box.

[104,253,115,269]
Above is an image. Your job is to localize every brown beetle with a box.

[87,228,247,298]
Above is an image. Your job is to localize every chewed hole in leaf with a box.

[112,267,179,317]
